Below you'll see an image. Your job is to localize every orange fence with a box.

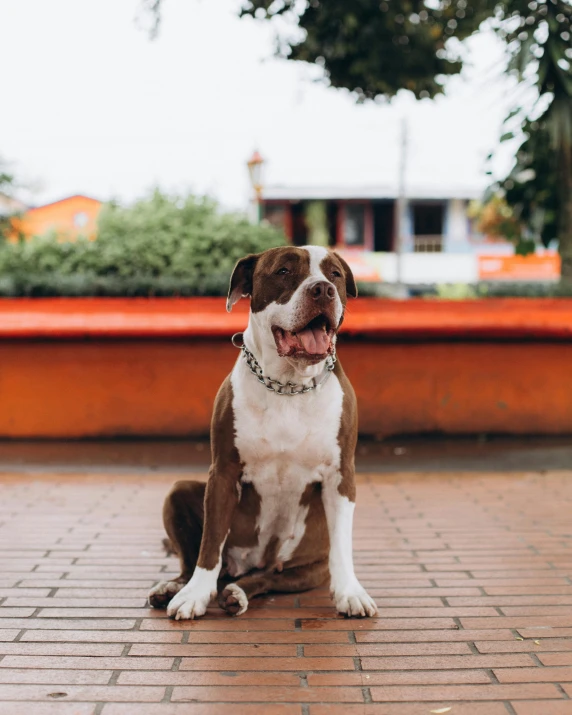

[2,297,572,438]
[4,296,572,339]
[478,252,560,281]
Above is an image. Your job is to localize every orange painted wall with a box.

[1,338,572,438]
[12,195,102,241]
[1,298,572,439]
[347,342,572,438]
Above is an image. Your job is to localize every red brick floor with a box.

[0,470,571,714]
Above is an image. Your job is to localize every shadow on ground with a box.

[0,435,571,473]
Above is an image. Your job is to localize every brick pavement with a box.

[0,469,571,714]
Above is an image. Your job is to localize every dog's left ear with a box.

[227,253,259,312]
[333,252,358,298]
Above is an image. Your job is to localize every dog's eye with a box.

[332,270,342,278]
[276,267,290,275]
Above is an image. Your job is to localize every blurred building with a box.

[261,183,485,253]
[260,185,558,284]
[12,194,102,242]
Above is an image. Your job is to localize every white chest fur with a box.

[228,358,344,575]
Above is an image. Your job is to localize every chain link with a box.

[232,332,336,396]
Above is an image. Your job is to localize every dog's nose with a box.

[309,281,336,302]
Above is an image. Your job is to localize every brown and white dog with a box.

[148,245,378,620]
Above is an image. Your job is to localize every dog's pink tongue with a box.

[298,327,330,355]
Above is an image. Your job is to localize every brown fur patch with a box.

[196,376,243,571]
[334,359,358,502]
[250,247,311,313]
[319,252,358,304]
[219,560,329,611]
[162,480,205,579]
[225,482,261,552]
[227,254,258,311]
[227,247,312,313]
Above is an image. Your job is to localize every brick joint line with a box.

[162,684,174,703]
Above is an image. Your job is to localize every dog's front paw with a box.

[148,580,184,609]
[219,583,249,616]
[332,583,378,618]
[166,583,215,620]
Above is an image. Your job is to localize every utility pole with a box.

[395,117,408,297]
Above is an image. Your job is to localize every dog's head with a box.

[227,246,357,365]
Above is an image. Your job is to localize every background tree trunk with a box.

[559,149,572,281]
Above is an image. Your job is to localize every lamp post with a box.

[395,117,409,298]
[247,150,264,224]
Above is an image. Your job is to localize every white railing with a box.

[413,235,443,253]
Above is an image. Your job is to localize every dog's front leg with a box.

[322,476,378,618]
[166,469,238,620]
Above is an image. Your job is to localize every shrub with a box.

[0,191,286,297]
[477,281,572,298]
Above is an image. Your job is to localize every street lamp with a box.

[395,117,408,297]
[247,150,264,224]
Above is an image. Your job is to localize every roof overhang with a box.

[261,184,483,202]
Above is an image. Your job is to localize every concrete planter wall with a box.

[1,297,572,439]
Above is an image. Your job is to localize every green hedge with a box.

[416,282,571,299]
[478,281,572,298]
[0,191,286,297]
[0,274,233,297]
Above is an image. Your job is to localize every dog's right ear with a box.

[227,254,259,312]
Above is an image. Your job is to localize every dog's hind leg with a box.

[218,559,329,616]
[148,480,206,608]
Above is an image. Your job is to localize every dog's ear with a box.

[333,252,358,298]
[227,253,259,312]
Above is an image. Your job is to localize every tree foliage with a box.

[469,195,526,246]
[493,116,560,249]
[0,159,16,241]
[241,0,494,101]
[483,0,572,273]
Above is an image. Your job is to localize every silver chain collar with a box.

[231,332,336,396]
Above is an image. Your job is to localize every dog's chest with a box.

[231,362,344,480]
[227,363,344,575]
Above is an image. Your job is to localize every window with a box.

[413,203,445,236]
[73,212,89,229]
[412,202,445,253]
[373,201,395,252]
[344,204,365,246]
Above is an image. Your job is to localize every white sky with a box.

[1,0,517,209]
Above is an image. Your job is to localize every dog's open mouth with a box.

[272,314,335,361]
